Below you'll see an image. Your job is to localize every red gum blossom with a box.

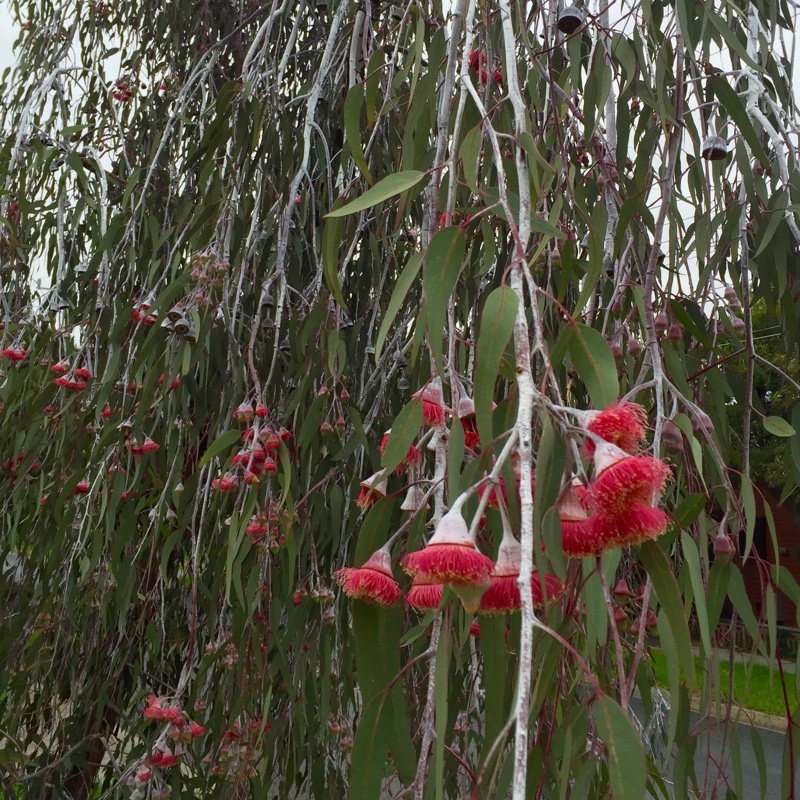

[403,543,493,585]
[589,448,670,517]
[478,572,564,614]
[406,577,444,610]
[333,550,401,606]
[584,401,649,456]
[561,517,606,557]
[591,504,669,549]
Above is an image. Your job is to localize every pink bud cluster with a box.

[190,251,228,288]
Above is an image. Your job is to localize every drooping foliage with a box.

[3,0,800,798]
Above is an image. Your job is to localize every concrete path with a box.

[631,697,799,799]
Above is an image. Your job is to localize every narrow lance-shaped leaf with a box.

[343,83,373,184]
[474,286,518,450]
[424,226,467,378]
[375,251,423,361]
[322,204,348,310]
[325,170,426,218]
[198,429,242,469]
[640,540,697,690]
[380,398,422,478]
[594,693,647,800]
[349,695,394,800]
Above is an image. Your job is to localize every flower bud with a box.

[661,419,683,452]
[692,411,714,436]
[713,532,736,564]
[667,321,683,341]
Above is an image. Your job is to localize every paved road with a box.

[631,697,799,799]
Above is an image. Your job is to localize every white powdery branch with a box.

[741,5,800,243]
[496,2,537,798]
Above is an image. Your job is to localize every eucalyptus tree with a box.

[2,0,800,798]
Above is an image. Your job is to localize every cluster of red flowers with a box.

[356,380,483,512]
[158,373,181,391]
[138,695,206,785]
[245,501,294,552]
[212,405,291,492]
[190,250,229,288]
[558,401,670,556]
[1,451,40,485]
[336,399,671,614]
[131,302,157,325]
[112,78,134,101]
[51,361,92,392]
[438,210,475,230]
[0,346,27,361]
[335,498,563,615]
[125,436,160,456]
[467,49,503,86]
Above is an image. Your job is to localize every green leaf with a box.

[594,693,646,800]
[672,493,707,528]
[448,415,465,499]
[459,125,483,194]
[640,540,696,690]
[375,251,423,361]
[198,429,241,469]
[322,210,347,310]
[681,532,711,657]
[474,287,519,450]
[763,415,796,438]
[479,615,508,760]
[534,416,565,547]
[424,227,467,377]
[710,75,769,166]
[344,83,373,183]
[740,474,756,562]
[706,14,760,72]
[349,694,393,800]
[380,398,422,478]
[707,561,731,634]
[326,170,425,218]
[567,323,619,408]
[354,499,397,565]
[727,566,763,650]
[528,213,565,240]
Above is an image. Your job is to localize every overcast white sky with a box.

[0,7,16,74]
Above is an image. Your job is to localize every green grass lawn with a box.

[649,650,798,717]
